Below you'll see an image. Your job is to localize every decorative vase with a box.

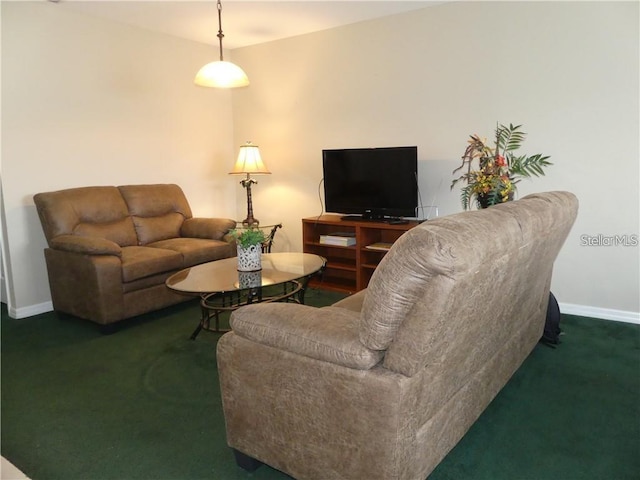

[477,192,514,209]
[237,244,262,272]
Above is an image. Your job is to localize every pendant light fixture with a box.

[194,0,249,88]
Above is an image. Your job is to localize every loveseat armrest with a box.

[50,235,122,256]
[229,303,384,370]
[181,217,236,241]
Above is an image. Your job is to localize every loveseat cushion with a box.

[132,213,185,246]
[148,238,234,267]
[118,184,193,245]
[34,186,137,247]
[120,246,183,282]
[74,218,139,247]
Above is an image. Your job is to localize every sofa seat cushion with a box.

[332,289,366,313]
[148,238,234,267]
[120,246,183,282]
[122,271,177,294]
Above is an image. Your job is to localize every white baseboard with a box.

[559,302,640,325]
[8,301,53,320]
[5,300,639,325]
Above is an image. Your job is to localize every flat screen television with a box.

[322,146,418,220]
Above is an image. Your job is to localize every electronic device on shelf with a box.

[322,146,418,221]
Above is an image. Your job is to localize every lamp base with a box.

[241,177,259,227]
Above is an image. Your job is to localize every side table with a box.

[234,223,282,253]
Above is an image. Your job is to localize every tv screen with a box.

[322,146,418,219]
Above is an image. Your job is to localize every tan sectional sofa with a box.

[34,184,236,330]
[217,191,578,480]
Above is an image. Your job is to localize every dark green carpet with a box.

[2,290,639,480]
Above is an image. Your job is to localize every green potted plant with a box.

[451,123,552,210]
[231,227,266,271]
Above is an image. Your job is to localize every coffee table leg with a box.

[191,292,234,339]
[298,267,325,304]
[190,323,203,340]
[190,297,210,340]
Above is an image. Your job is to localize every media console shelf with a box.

[302,215,419,293]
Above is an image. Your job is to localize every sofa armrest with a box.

[50,235,122,256]
[181,217,236,241]
[229,303,384,370]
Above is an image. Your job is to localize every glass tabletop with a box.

[165,252,326,295]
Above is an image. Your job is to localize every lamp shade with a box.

[194,61,249,88]
[230,142,271,175]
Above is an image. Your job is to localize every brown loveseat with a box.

[217,191,578,480]
[34,184,236,330]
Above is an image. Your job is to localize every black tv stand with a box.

[340,215,367,221]
[387,219,409,225]
[340,215,409,225]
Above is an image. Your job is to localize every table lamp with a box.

[230,141,271,226]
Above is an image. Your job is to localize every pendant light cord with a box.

[194,0,249,88]
[217,0,225,61]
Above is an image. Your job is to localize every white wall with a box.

[1,2,239,318]
[2,1,638,322]
[230,1,639,320]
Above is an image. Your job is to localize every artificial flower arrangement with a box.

[451,123,552,210]
[230,227,266,248]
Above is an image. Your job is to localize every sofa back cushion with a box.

[34,186,137,247]
[118,184,193,245]
[360,191,578,377]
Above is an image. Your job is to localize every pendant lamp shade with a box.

[195,61,249,88]
[195,0,249,89]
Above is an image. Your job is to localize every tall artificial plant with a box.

[451,123,552,210]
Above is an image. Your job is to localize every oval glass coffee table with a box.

[166,252,326,339]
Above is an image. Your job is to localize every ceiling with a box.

[51,0,441,49]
